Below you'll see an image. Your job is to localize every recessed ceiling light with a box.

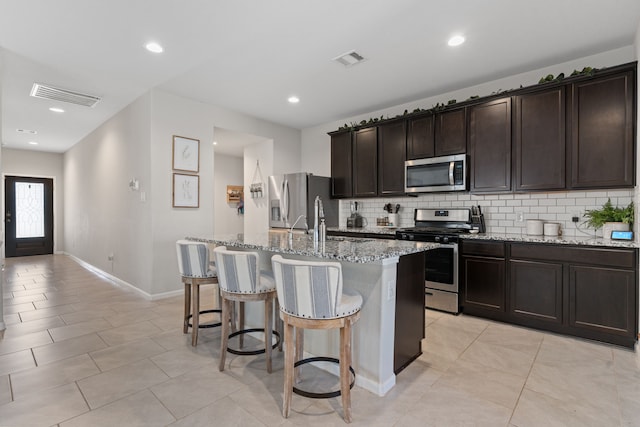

[49,107,65,113]
[448,35,465,47]
[16,128,37,134]
[213,141,218,145]
[288,96,300,104]
[28,141,38,145]
[145,42,164,53]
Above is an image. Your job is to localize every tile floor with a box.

[0,254,639,426]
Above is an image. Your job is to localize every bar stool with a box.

[176,240,222,346]
[271,255,363,423]
[214,246,280,373]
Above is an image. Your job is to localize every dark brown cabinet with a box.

[407,114,434,160]
[330,131,353,198]
[352,127,378,197]
[461,241,506,316]
[569,265,636,339]
[407,109,466,160]
[469,98,512,193]
[435,108,466,156]
[509,259,563,325]
[378,120,407,196]
[514,87,566,191]
[570,70,635,189]
[462,240,638,348]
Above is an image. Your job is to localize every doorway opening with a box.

[4,176,54,257]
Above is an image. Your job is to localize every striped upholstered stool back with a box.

[272,255,355,319]
[176,240,216,279]
[214,246,269,294]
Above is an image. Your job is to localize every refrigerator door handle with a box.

[283,179,290,223]
[280,179,287,223]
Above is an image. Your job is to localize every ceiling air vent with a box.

[332,50,366,67]
[30,83,101,107]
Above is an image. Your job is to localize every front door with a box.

[4,176,54,257]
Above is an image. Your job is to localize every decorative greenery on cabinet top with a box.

[330,62,635,134]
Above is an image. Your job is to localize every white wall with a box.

[1,149,65,253]
[214,153,244,235]
[147,90,299,296]
[64,92,153,293]
[243,140,273,236]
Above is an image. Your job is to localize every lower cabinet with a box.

[461,240,638,348]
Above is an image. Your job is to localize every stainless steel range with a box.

[396,207,484,314]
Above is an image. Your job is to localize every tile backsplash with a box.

[339,189,636,238]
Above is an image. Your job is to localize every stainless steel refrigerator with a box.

[268,173,338,230]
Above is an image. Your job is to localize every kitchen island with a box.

[187,231,437,396]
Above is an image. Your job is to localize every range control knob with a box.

[434,236,441,242]
[442,236,450,244]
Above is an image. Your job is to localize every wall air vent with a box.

[332,50,366,67]
[30,83,101,107]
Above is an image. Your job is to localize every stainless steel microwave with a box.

[405,154,467,193]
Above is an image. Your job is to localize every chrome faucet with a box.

[313,196,325,243]
[289,214,308,235]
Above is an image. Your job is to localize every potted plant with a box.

[583,199,634,239]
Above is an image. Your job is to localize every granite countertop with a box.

[460,232,640,248]
[187,231,437,263]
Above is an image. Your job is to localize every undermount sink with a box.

[325,236,373,243]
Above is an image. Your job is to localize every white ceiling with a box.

[1,0,639,153]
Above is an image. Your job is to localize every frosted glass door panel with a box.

[15,182,45,238]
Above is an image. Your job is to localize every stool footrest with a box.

[292,356,355,399]
[187,309,222,329]
[226,328,281,355]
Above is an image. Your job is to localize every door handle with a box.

[5,211,11,223]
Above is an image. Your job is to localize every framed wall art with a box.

[172,135,200,172]
[173,173,199,208]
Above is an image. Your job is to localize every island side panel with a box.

[394,251,426,373]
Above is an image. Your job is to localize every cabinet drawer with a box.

[510,243,636,269]
[461,240,505,257]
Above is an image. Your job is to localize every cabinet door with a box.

[570,71,635,189]
[435,108,466,156]
[514,88,566,191]
[510,259,563,324]
[462,256,505,312]
[469,98,512,193]
[569,265,636,338]
[407,115,434,159]
[378,121,406,196]
[330,132,353,198]
[353,127,378,197]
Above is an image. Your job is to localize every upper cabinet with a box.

[435,108,467,156]
[569,70,635,189]
[378,120,407,196]
[330,131,353,198]
[329,62,636,198]
[514,87,566,191]
[469,98,512,193]
[352,127,378,197]
[406,109,466,160]
[407,114,434,159]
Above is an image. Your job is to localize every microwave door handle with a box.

[449,161,455,185]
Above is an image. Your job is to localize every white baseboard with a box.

[64,253,182,301]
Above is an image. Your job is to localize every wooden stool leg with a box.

[183,282,191,334]
[275,297,283,351]
[294,327,304,383]
[219,297,230,371]
[265,297,273,373]
[340,320,353,423]
[191,283,200,346]
[283,321,294,418]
